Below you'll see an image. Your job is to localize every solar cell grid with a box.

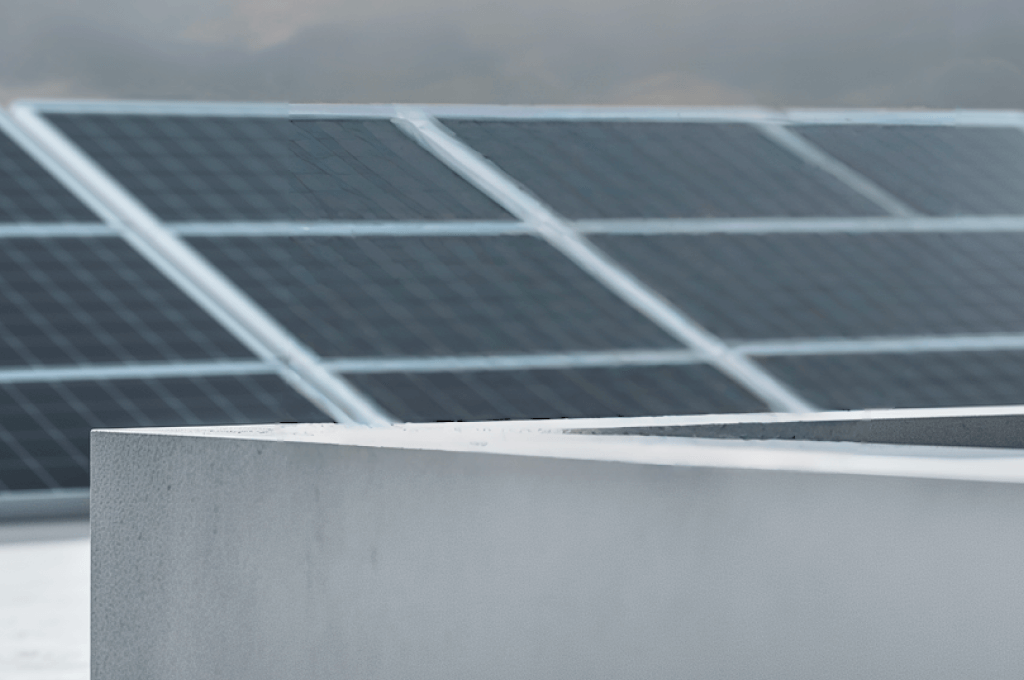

[442,119,886,219]
[0,375,331,491]
[0,127,98,223]
[46,114,511,222]
[189,234,681,357]
[596,231,1024,339]
[347,364,766,422]
[795,125,1024,216]
[759,351,1024,411]
[0,237,252,366]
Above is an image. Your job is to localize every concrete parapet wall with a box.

[92,424,1024,680]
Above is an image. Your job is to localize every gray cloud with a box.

[2,0,1023,108]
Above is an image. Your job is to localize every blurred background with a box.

[3,0,1024,678]
[1,0,1023,108]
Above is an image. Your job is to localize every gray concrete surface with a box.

[92,422,1024,680]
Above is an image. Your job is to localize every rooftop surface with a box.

[0,519,89,680]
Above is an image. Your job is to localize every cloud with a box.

[1,0,1022,108]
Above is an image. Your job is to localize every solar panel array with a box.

[3,101,1024,494]
[0,115,332,492]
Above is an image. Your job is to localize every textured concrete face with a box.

[92,426,1024,680]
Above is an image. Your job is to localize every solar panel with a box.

[45,114,511,222]
[595,231,1024,339]
[442,120,886,219]
[346,364,766,422]
[0,126,98,223]
[189,235,680,356]
[0,375,331,491]
[11,102,1024,491]
[795,125,1024,216]
[0,237,252,366]
[758,351,1024,410]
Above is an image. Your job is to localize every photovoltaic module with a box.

[1,102,1023,493]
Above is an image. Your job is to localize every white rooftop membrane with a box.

[0,520,89,680]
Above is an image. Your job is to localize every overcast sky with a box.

[2,0,1023,108]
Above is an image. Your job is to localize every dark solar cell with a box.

[189,235,680,356]
[759,351,1024,410]
[442,119,885,219]
[0,237,252,366]
[348,364,766,422]
[46,114,510,222]
[0,129,98,223]
[0,374,330,491]
[596,231,1024,339]
[796,125,1024,216]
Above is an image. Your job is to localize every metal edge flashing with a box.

[16,100,776,123]
[393,108,814,413]
[18,100,1023,127]
[289,103,402,119]
[17,99,291,117]
[782,108,1024,127]
[0,488,89,521]
[573,215,1024,235]
[390,104,777,122]
[10,103,393,426]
